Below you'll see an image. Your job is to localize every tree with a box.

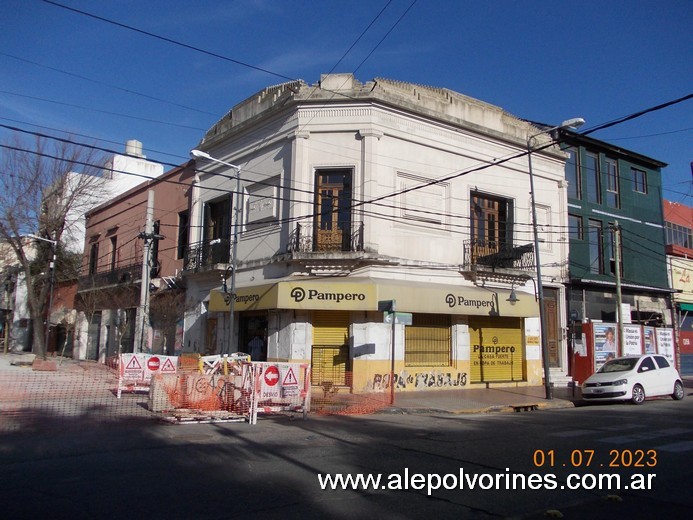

[0,132,107,359]
[149,289,186,356]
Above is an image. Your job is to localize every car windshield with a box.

[598,358,639,373]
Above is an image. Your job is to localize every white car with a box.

[582,354,685,405]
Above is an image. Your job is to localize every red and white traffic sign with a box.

[264,365,280,386]
[147,357,160,371]
[160,358,177,373]
[282,367,298,387]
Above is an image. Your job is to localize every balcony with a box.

[463,240,535,272]
[183,238,231,272]
[77,263,143,291]
[288,221,364,254]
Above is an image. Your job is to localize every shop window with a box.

[404,314,451,367]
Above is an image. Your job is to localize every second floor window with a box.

[204,196,231,242]
[632,168,647,194]
[588,219,603,274]
[565,147,581,200]
[607,226,623,277]
[177,211,189,259]
[89,242,99,275]
[569,214,583,240]
[605,157,619,208]
[469,193,513,256]
[666,221,693,249]
[314,169,352,251]
[109,236,117,271]
[585,152,601,204]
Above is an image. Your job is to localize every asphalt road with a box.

[2,391,692,519]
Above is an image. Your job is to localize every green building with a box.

[561,132,674,354]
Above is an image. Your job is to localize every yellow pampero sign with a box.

[208,280,377,312]
[375,280,538,318]
[277,281,376,310]
[208,278,538,317]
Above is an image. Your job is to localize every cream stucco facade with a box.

[184,74,570,393]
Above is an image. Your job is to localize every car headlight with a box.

[613,379,628,386]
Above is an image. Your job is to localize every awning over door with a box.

[208,277,538,317]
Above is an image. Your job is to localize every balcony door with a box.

[470,192,512,260]
[203,196,231,264]
[314,169,352,252]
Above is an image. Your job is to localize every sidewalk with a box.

[1,352,580,418]
[380,384,580,415]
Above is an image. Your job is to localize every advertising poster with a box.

[656,328,675,365]
[593,323,618,370]
[643,326,656,354]
[622,325,643,356]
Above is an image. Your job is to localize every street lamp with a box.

[527,117,585,400]
[27,233,58,358]
[190,149,242,355]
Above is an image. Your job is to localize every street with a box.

[2,389,692,519]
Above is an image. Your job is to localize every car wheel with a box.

[631,384,645,405]
[672,381,685,401]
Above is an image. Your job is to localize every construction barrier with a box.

[250,362,311,424]
[117,353,179,398]
[148,357,253,416]
[198,353,251,375]
[142,357,311,424]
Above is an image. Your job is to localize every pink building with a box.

[73,162,195,361]
[663,199,693,375]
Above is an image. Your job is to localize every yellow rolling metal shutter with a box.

[405,314,451,367]
[469,317,524,383]
[312,311,350,386]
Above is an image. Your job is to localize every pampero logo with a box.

[445,293,493,310]
[291,287,306,302]
[289,286,367,304]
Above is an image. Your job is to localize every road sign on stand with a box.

[264,366,280,386]
[383,312,413,325]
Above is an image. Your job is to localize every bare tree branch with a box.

[0,131,107,358]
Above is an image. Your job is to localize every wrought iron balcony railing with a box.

[183,238,231,272]
[463,239,535,271]
[77,263,143,291]
[288,221,364,253]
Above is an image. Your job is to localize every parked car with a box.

[582,354,685,405]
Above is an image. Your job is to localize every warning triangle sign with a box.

[282,367,298,386]
[161,358,176,373]
[125,356,142,370]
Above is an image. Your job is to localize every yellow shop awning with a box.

[208,277,538,317]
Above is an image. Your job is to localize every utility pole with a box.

[135,190,156,354]
[611,221,623,355]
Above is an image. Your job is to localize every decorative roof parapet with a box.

[198,73,540,148]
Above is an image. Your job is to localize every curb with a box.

[377,399,575,416]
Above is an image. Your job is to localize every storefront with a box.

[208,277,540,392]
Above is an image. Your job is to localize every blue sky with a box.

[1,0,691,202]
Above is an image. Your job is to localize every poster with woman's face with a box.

[643,326,656,354]
[593,323,618,370]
